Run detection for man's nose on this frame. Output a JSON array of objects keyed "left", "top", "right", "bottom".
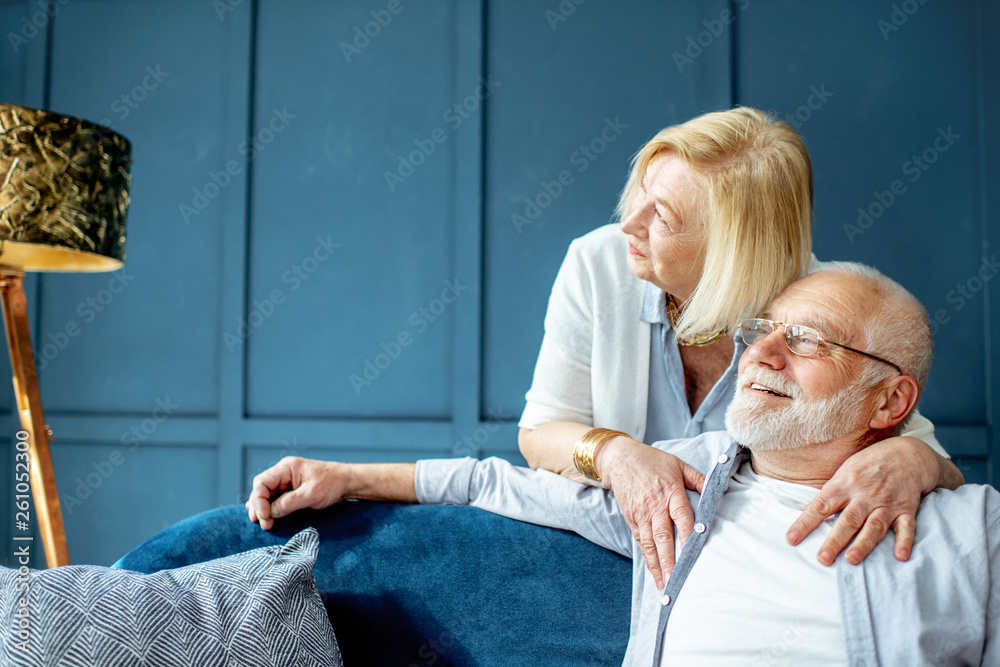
[{"left": 746, "top": 329, "right": 789, "bottom": 369}]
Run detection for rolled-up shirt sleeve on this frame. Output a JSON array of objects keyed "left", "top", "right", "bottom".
[{"left": 416, "top": 457, "right": 632, "bottom": 557}]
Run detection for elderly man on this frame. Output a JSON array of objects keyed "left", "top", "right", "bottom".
[{"left": 247, "top": 264, "right": 999, "bottom": 666}]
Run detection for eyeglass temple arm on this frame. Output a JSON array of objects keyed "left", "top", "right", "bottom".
[{"left": 825, "top": 340, "right": 903, "bottom": 375}]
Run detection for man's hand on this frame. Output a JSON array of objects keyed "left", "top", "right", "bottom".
[
  {"left": 786, "top": 436, "right": 948, "bottom": 565},
  {"left": 246, "top": 457, "right": 351, "bottom": 530},
  {"left": 597, "top": 438, "right": 705, "bottom": 589}
]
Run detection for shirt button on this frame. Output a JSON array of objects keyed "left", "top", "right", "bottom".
[
  {"left": 694, "top": 523, "right": 706, "bottom": 534},
  {"left": 845, "top": 574, "right": 854, "bottom": 585},
  {"left": 661, "top": 595, "right": 671, "bottom": 606},
  {"left": 718, "top": 454, "right": 729, "bottom": 464}
]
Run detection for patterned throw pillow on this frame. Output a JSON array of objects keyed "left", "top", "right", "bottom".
[{"left": 0, "top": 528, "right": 342, "bottom": 667}]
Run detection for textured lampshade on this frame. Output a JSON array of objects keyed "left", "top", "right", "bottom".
[{"left": 0, "top": 103, "right": 131, "bottom": 272}]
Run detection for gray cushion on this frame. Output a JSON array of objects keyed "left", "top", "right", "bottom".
[{"left": 0, "top": 528, "right": 342, "bottom": 667}]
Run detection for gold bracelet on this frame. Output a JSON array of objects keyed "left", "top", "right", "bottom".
[{"left": 572, "top": 428, "right": 630, "bottom": 482}]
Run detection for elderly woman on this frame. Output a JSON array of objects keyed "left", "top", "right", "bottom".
[{"left": 517, "top": 106, "right": 961, "bottom": 589}]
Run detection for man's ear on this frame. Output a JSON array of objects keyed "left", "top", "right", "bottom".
[{"left": 869, "top": 375, "right": 920, "bottom": 431}]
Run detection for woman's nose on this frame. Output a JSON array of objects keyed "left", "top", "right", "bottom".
[{"left": 620, "top": 194, "right": 649, "bottom": 236}]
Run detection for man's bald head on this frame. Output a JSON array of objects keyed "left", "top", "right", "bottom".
[{"left": 804, "top": 261, "right": 933, "bottom": 393}]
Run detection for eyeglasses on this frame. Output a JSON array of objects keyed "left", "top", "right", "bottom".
[{"left": 739, "top": 318, "right": 903, "bottom": 375}]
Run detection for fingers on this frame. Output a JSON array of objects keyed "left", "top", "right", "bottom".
[
  {"left": 670, "top": 492, "right": 695, "bottom": 549},
  {"left": 247, "top": 457, "right": 299, "bottom": 530},
  {"left": 823, "top": 505, "right": 888, "bottom": 566},
  {"left": 791, "top": 495, "right": 910, "bottom": 566},
  {"left": 269, "top": 487, "right": 313, "bottom": 520},
  {"left": 891, "top": 514, "right": 916, "bottom": 561},
  {"left": 680, "top": 463, "right": 705, "bottom": 494},
  {"left": 634, "top": 530, "right": 661, "bottom": 589},
  {"left": 651, "top": 510, "right": 676, "bottom": 588},
  {"left": 786, "top": 492, "right": 842, "bottom": 547},
  {"left": 635, "top": 515, "right": 673, "bottom": 590}
]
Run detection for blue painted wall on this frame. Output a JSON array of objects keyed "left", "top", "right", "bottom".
[{"left": 0, "top": 0, "right": 996, "bottom": 566}]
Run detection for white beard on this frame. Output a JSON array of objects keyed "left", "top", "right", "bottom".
[{"left": 724, "top": 364, "right": 872, "bottom": 451}]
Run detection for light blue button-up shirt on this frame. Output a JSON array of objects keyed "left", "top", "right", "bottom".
[
  {"left": 416, "top": 431, "right": 1000, "bottom": 666},
  {"left": 641, "top": 283, "right": 744, "bottom": 443}
]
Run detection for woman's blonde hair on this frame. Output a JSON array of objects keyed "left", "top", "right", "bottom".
[{"left": 616, "top": 107, "right": 813, "bottom": 340}]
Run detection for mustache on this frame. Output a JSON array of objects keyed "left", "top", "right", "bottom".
[{"left": 738, "top": 365, "right": 802, "bottom": 399}]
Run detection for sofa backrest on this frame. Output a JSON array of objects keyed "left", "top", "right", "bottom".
[{"left": 116, "top": 502, "right": 632, "bottom": 666}]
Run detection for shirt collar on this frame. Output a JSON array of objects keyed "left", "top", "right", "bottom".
[{"left": 640, "top": 281, "right": 667, "bottom": 325}]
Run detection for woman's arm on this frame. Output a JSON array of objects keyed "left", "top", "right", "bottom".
[{"left": 518, "top": 423, "right": 593, "bottom": 482}]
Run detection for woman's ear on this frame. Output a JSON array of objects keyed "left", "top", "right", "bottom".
[{"left": 869, "top": 375, "right": 920, "bottom": 431}]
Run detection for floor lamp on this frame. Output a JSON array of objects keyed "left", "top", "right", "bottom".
[{"left": 0, "top": 103, "right": 131, "bottom": 567}]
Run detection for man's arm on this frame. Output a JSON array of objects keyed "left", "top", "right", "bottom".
[
  {"left": 246, "top": 457, "right": 416, "bottom": 530},
  {"left": 246, "top": 455, "right": 633, "bottom": 557}
]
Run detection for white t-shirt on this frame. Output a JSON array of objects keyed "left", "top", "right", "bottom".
[{"left": 661, "top": 462, "right": 848, "bottom": 666}]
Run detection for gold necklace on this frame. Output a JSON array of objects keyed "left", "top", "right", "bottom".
[{"left": 665, "top": 294, "right": 727, "bottom": 347}]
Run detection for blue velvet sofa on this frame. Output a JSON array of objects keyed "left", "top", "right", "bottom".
[{"left": 115, "top": 502, "right": 632, "bottom": 666}]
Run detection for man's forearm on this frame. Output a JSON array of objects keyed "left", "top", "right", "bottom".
[{"left": 344, "top": 462, "right": 419, "bottom": 503}]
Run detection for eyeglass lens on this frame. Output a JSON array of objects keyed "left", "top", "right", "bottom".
[{"left": 742, "top": 319, "right": 821, "bottom": 357}]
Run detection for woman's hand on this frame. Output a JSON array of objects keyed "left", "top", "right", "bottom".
[
  {"left": 597, "top": 438, "right": 705, "bottom": 589},
  {"left": 786, "top": 436, "right": 957, "bottom": 565},
  {"left": 246, "top": 457, "right": 349, "bottom": 530}
]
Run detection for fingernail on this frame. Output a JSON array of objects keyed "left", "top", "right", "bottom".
[
  {"left": 271, "top": 506, "right": 280, "bottom": 518},
  {"left": 787, "top": 531, "right": 799, "bottom": 544},
  {"left": 898, "top": 548, "right": 910, "bottom": 560},
  {"left": 819, "top": 550, "right": 832, "bottom": 565}
]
